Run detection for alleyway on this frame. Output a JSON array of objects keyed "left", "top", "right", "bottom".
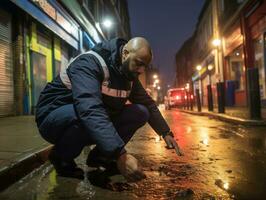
[{"left": 1, "top": 109, "right": 266, "bottom": 200}]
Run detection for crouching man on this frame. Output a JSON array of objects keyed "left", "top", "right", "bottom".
[{"left": 35, "top": 37, "right": 183, "bottom": 182}]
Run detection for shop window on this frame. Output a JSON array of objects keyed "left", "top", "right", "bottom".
[
  {"left": 37, "top": 30, "right": 50, "bottom": 48},
  {"left": 227, "top": 46, "right": 244, "bottom": 91},
  {"left": 254, "top": 35, "right": 266, "bottom": 99},
  {"left": 31, "top": 52, "right": 46, "bottom": 109}
]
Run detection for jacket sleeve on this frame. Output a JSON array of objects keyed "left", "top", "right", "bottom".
[
  {"left": 129, "top": 79, "right": 170, "bottom": 137},
  {"left": 67, "top": 54, "right": 125, "bottom": 158}
]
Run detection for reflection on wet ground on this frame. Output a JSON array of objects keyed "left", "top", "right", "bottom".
[{"left": 1, "top": 110, "right": 266, "bottom": 199}]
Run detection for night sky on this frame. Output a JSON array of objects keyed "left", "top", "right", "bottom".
[{"left": 127, "top": 0, "right": 205, "bottom": 88}]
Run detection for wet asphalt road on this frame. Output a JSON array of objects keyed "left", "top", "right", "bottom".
[{"left": 1, "top": 109, "right": 266, "bottom": 200}]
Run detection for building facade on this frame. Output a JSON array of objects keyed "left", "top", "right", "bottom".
[
  {"left": 220, "top": 0, "right": 266, "bottom": 107},
  {"left": 175, "top": 36, "right": 194, "bottom": 88},
  {"left": 175, "top": 0, "right": 266, "bottom": 112},
  {"left": 0, "top": 0, "right": 131, "bottom": 117}
]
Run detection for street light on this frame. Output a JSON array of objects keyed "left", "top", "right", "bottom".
[
  {"left": 153, "top": 74, "right": 158, "bottom": 79},
  {"left": 212, "top": 39, "right": 221, "bottom": 47},
  {"left": 185, "top": 83, "right": 190, "bottom": 110},
  {"left": 185, "top": 83, "right": 190, "bottom": 90},
  {"left": 102, "top": 18, "right": 113, "bottom": 40},
  {"left": 196, "top": 65, "right": 202, "bottom": 71},
  {"left": 103, "top": 18, "right": 113, "bottom": 28},
  {"left": 157, "top": 86, "right": 161, "bottom": 90},
  {"left": 155, "top": 79, "right": 159, "bottom": 84},
  {"left": 208, "top": 64, "right": 213, "bottom": 71},
  {"left": 212, "top": 38, "right": 221, "bottom": 82}
]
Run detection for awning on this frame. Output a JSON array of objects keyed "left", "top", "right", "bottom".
[{"left": 9, "top": 0, "right": 79, "bottom": 50}]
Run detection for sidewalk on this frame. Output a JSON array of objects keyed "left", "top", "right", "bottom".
[
  {"left": 0, "top": 116, "right": 52, "bottom": 191},
  {"left": 178, "top": 106, "right": 266, "bottom": 126}
]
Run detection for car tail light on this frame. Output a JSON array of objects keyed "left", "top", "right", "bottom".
[{"left": 175, "top": 95, "right": 180, "bottom": 100}]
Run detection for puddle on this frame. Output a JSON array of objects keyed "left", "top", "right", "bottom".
[
  {"left": 215, "top": 179, "right": 230, "bottom": 191},
  {"left": 76, "top": 166, "right": 95, "bottom": 199}
]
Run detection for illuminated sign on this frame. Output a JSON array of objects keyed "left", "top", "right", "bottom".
[
  {"left": 31, "top": 0, "right": 78, "bottom": 39},
  {"left": 32, "top": 0, "right": 56, "bottom": 19}
]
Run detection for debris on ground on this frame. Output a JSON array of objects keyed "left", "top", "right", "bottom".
[{"left": 174, "top": 188, "right": 194, "bottom": 198}]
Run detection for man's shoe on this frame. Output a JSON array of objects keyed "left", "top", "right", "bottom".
[
  {"left": 86, "top": 149, "right": 120, "bottom": 175},
  {"left": 49, "top": 149, "right": 84, "bottom": 179}
]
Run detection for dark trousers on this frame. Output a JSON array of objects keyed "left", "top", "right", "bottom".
[{"left": 38, "top": 104, "right": 150, "bottom": 161}]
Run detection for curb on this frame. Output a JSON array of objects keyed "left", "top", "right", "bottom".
[
  {"left": 0, "top": 145, "right": 53, "bottom": 191},
  {"left": 178, "top": 109, "right": 266, "bottom": 126}
]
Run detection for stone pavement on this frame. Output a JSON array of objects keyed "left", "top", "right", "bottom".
[{"left": 0, "top": 116, "right": 52, "bottom": 190}]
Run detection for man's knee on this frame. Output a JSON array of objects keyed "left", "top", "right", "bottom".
[{"left": 133, "top": 104, "right": 150, "bottom": 124}]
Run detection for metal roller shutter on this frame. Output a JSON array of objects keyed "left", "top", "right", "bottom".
[{"left": 0, "top": 8, "right": 14, "bottom": 116}]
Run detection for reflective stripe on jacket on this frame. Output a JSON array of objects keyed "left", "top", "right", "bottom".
[{"left": 60, "top": 50, "right": 131, "bottom": 98}]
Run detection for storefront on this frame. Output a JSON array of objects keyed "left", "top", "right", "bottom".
[
  {"left": 0, "top": 7, "right": 14, "bottom": 116},
  {"left": 225, "top": 45, "right": 245, "bottom": 105},
  {"left": 28, "top": 23, "right": 52, "bottom": 112},
  {"left": 6, "top": 0, "right": 98, "bottom": 114},
  {"left": 27, "top": 22, "right": 80, "bottom": 113},
  {"left": 0, "top": 0, "right": 102, "bottom": 116},
  {"left": 223, "top": 24, "right": 246, "bottom": 106},
  {"left": 247, "top": 0, "right": 266, "bottom": 106},
  {"left": 253, "top": 35, "right": 265, "bottom": 102},
  {"left": 192, "top": 54, "right": 217, "bottom": 108}
]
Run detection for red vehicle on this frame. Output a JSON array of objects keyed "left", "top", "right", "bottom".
[{"left": 164, "top": 88, "right": 187, "bottom": 110}]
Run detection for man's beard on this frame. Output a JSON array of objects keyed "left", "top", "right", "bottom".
[{"left": 121, "top": 59, "right": 139, "bottom": 81}]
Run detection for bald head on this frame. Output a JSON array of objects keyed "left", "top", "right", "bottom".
[
  {"left": 120, "top": 37, "right": 153, "bottom": 80},
  {"left": 124, "top": 37, "right": 153, "bottom": 58}
]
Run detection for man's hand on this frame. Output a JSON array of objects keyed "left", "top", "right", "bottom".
[
  {"left": 163, "top": 134, "right": 184, "bottom": 156},
  {"left": 116, "top": 153, "right": 146, "bottom": 182}
]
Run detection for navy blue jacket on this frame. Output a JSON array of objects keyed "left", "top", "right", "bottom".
[{"left": 36, "top": 38, "right": 170, "bottom": 158}]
